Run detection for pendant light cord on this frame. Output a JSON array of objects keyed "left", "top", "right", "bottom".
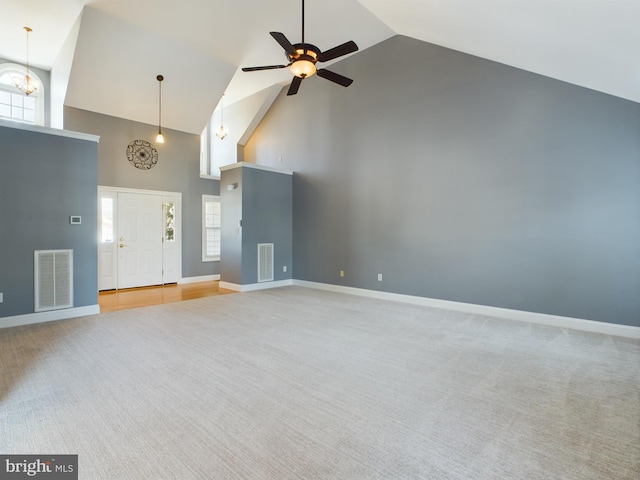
[
  {"left": 155, "top": 74, "right": 164, "bottom": 142},
  {"left": 157, "top": 74, "right": 163, "bottom": 134},
  {"left": 25, "top": 27, "right": 31, "bottom": 78}
]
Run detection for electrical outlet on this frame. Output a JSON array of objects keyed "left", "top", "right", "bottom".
[
  {"left": 0, "top": 292, "right": 3, "bottom": 303},
  {"left": 283, "top": 265, "right": 287, "bottom": 273},
  {"left": 340, "top": 270, "right": 345, "bottom": 278},
  {"left": 377, "top": 273, "right": 383, "bottom": 281}
]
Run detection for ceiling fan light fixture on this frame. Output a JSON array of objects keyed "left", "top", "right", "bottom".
[
  {"left": 241, "top": 0, "right": 358, "bottom": 95},
  {"left": 291, "top": 59, "right": 316, "bottom": 78}
]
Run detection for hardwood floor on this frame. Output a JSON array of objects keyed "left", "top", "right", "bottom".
[{"left": 99, "top": 281, "right": 235, "bottom": 312}]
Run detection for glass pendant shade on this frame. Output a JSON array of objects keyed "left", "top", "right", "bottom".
[
  {"left": 290, "top": 59, "right": 316, "bottom": 78},
  {"left": 215, "top": 125, "right": 228, "bottom": 140},
  {"left": 14, "top": 74, "right": 38, "bottom": 96}
]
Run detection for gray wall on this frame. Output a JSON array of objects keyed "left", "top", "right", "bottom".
[
  {"left": 220, "top": 165, "right": 292, "bottom": 285},
  {"left": 64, "top": 107, "right": 219, "bottom": 278},
  {"left": 220, "top": 167, "right": 243, "bottom": 284},
  {"left": 241, "top": 167, "right": 292, "bottom": 284},
  {"left": 244, "top": 35, "right": 640, "bottom": 327},
  {"left": 0, "top": 124, "right": 98, "bottom": 317}
]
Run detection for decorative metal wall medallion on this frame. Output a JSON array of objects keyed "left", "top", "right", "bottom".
[{"left": 126, "top": 139, "right": 159, "bottom": 170}]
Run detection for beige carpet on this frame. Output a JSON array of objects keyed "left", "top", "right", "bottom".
[{"left": 1, "top": 286, "right": 638, "bottom": 479}]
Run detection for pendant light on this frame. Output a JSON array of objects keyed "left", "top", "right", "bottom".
[
  {"left": 156, "top": 74, "right": 165, "bottom": 144},
  {"left": 215, "top": 93, "right": 229, "bottom": 140},
  {"left": 15, "top": 27, "right": 38, "bottom": 96}
]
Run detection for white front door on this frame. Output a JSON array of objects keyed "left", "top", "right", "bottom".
[
  {"left": 117, "top": 192, "right": 164, "bottom": 289},
  {"left": 98, "top": 187, "right": 182, "bottom": 291}
]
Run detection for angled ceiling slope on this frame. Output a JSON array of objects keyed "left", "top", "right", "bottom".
[
  {"left": 357, "top": 0, "right": 640, "bottom": 104},
  {"left": 65, "top": 7, "right": 236, "bottom": 135},
  {"left": 1, "top": 0, "right": 637, "bottom": 136}
]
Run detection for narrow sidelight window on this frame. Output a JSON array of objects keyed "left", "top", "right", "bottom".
[{"left": 202, "top": 195, "right": 221, "bottom": 261}]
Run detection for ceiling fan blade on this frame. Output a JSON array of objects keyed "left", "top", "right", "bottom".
[
  {"left": 316, "top": 69, "right": 353, "bottom": 87},
  {"left": 242, "top": 64, "right": 289, "bottom": 72},
  {"left": 318, "top": 40, "right": 358, "bottom": 62},
  {"left": 270, "top": 32, "right": 297, "bottom": 56},
  {"left": 287, "top": 76, "right": 303, "bottom": 96}
]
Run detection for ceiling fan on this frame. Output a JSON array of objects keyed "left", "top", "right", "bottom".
[{"left": 242, "top": 0, "right": 359, "bottom": 96}]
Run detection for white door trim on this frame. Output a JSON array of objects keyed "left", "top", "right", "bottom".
[
  {"left": 98, "top": 186, "right": 182, "bottom": 290},
  {"left": 99, "top": 185, "right": 183, "bottom": 198}
]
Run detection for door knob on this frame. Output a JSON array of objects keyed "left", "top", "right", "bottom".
[{"left": 119, "top": 243, "right": 126, "bottom": 248}]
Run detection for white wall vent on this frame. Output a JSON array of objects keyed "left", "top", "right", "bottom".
[
  {"left": 257, "top": 243, "right": 274, "bottom": 283},
  {"left": 35, "top": 249, "right": 73, "bottom": 312}
]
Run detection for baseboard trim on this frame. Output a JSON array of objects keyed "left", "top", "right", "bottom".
[
  {"left": 0, "top": 305, "right": 101, "bottom": 330},
  {"left": 292, "top": 280, "right": 640, "bottom": 339},
  {"left": 179, "top": 274, "right": 221, "bottom": 284},
  {"left": 220, "top": 279, "right": 293, "bottom": 292}
]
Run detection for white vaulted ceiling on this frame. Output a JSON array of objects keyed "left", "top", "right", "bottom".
[
  {"left": 358, "top": 0, "right": 640, "bottom": 112},
  {"left": 0, "top": 0, "right": 638, "bottom": 134}
]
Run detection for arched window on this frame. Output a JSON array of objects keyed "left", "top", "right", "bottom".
[{"left": 0, "top": 63, "right": 45, "bottom": 126}]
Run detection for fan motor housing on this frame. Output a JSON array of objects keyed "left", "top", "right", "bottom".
[{"left": 289, "top": 43, "right": 321, "bottom": 63}]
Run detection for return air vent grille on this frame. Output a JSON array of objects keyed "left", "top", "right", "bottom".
[
  {"left": 257, "top": 243, "right": 274, "bottom": 283},
  {"left": 35, "top": 250, "right": 73, "bottom": 312}
]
